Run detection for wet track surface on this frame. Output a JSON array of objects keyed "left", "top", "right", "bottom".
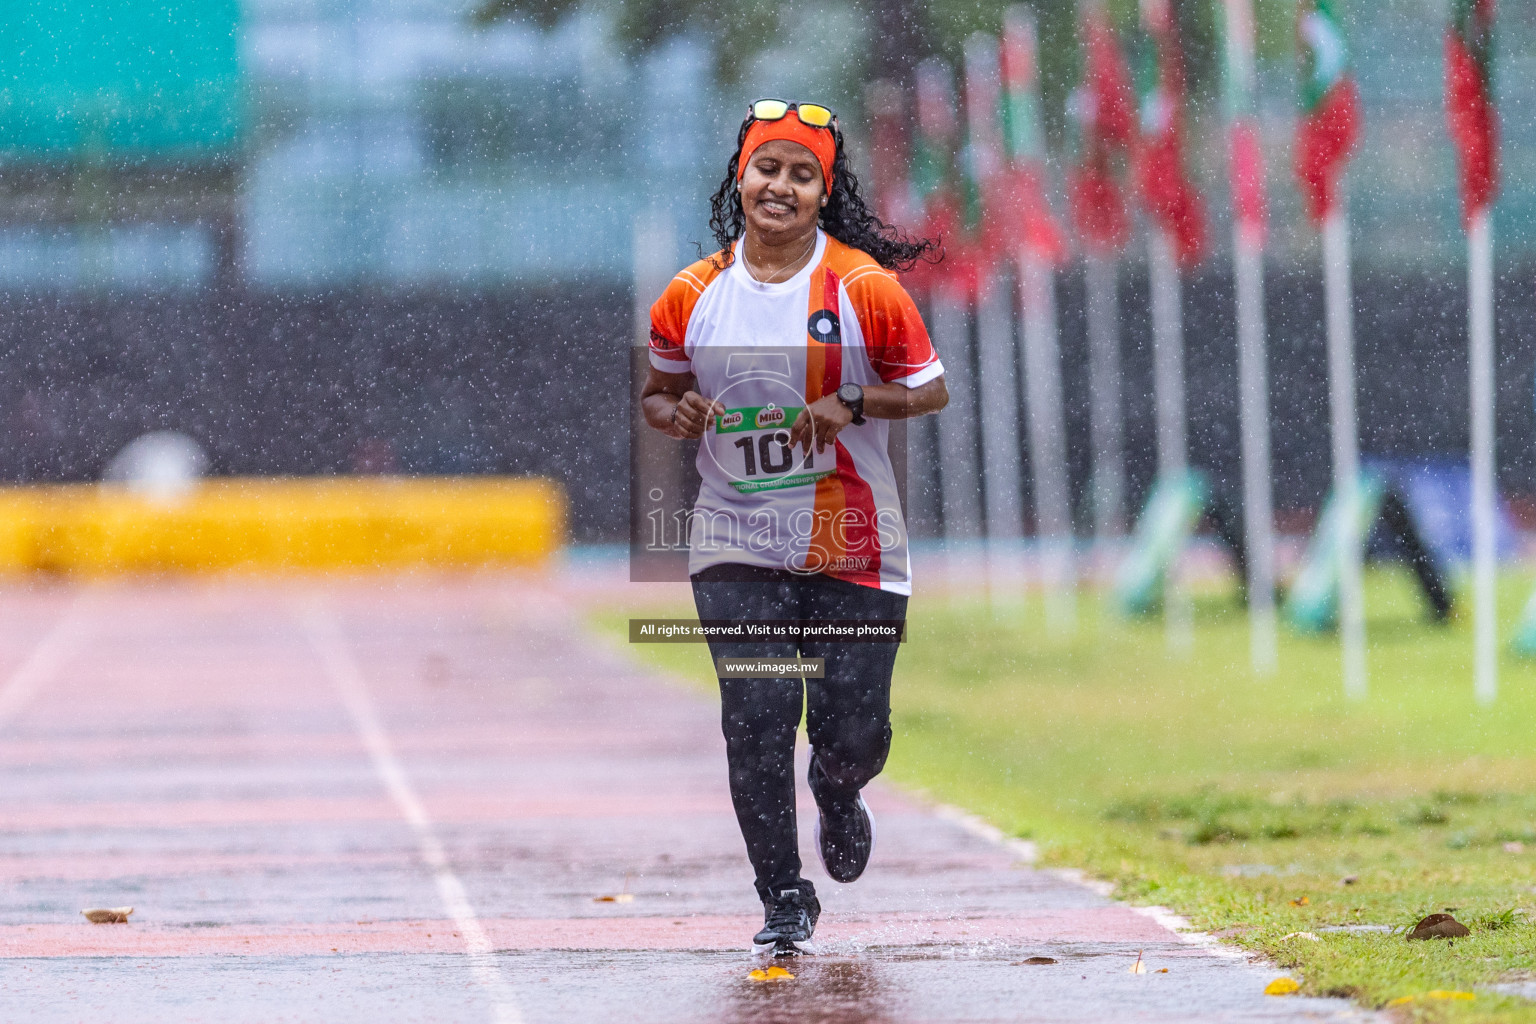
[{"left": 0, "top": 577, "right": 1380, "bottom": 1022}]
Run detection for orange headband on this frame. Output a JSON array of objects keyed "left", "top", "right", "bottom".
[{"left": 737, "top": 111, "right": 836, "bottom": 194}]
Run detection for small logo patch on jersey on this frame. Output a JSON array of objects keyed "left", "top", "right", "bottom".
[{"left": 807, "top": 309, "right": 841, "bottom": 345}]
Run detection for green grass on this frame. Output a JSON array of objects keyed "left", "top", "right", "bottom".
[{"left": 596, "top": 566, "right": 1536, "bottom": 1021}]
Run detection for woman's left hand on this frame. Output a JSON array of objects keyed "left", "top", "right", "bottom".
[{"left": 789, "top": 394, "right": 854, "bottom": 455}]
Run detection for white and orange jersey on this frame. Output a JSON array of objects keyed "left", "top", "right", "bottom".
[{"left": 649, "top": 230, "right": 943, "bottom": 594}]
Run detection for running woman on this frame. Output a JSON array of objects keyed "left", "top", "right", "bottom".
[{"left": 640, "top": 100, "right": 947, "bottom": 956}]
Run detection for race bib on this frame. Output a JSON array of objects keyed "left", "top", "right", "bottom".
[{"left": 709, "top": 404, "right": 833, "bottom": 493}]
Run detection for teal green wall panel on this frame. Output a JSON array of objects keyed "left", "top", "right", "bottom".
[{"left": 0, "top": 0, "right": 242, "bottom": 160}]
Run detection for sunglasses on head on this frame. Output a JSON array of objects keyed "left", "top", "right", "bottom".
[{"left": 749, "top": 99, "right": 837, "bottom": 129}]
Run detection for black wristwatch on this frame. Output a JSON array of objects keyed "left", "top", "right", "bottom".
[{"left": 836, "top": 382, "right": 866, "bottom": 425}]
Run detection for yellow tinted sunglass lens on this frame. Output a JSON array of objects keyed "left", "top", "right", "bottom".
[
  {"left": 752, "top": 99, "right": 790, "bottom": 121},
  {"left": 796, "top": 104, "right": 834, "bottom": 127}
]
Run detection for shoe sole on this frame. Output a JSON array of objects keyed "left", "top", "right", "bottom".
[
  {"left": 814, "top": 794, "right": 875, "bottom": 883},
  {"left": 752, "top": 938, "right": 818, "bottom": 956}
]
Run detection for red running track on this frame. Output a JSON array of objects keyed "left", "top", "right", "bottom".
[{"left": 0, "top": 576, "right": 1379, "bottom": 1022}]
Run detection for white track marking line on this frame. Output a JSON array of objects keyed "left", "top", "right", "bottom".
[
  {"left": 931, "top": 802, "right": 1039, "bottom": 864},
  {"left": 931, "top": 802, "right": 1250, "bottom": 958},
  {"left": 304, "top": 606, "right": 524, "bottom": 1024},
  {"left": 0, "top": 595, "right": 88, "bottom": 733},
  {"left": 1128, "top": 905, "right": 1247, "bottom": 959}
]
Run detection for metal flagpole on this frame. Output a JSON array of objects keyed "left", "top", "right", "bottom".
[
  {"left": 1323, "top": 194, "right": 1366, "bottom": 699},
  {"left": 1020, "top": 248, "right": 1075, "bottom": 631},
  {"left": 630, "top": 207, "right": 684, "bottom": 577},
  {"left": 1148, "top": 228, "right": 1192, "bottom": 652},
  {"left": 932, "top": 290, "right": 984, "bottom": 547},
  {"left": 1234, "top": 227, "right": 1276, "bottom": 672},
  {"left": 1222, "top": 0, "right": 1277, "bottom": 674},
  {"left": 1468, "top": 208, "right": 1497, "bottom": 705},
  {"left": 1085, "top": 253, "right": 1126, "bottom": 548},
  {"left": 975, "top": 272, "right": 1025, "bottom": 610},
  {"left": 965, "top": 33, "right": 1024, "bottom": 611}
]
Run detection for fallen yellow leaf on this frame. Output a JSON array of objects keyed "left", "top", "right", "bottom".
[
  {"left": 1387, "top": 991, "right": 1475, "bottom": 1006},
  {"left": 1289, "top": 896, "right": 1309, "bottom": 907},
  {"left": 1264, "top": 978, "right": 1300, "bottom": 996},
  {"left": 748, "top": 966, "right": 796, "bottom": 982}
]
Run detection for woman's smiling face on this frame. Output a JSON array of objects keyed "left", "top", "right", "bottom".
[{"left": 739, "top": 138, "right": 825, "bottom": 243}]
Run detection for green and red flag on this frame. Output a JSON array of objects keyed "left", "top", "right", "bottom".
[
  {"left": 1220, "top": 0, "right": 1268, "bottom": 241},
  {"left": 1445, "top": 0, "right": 1498, "bottom": 222},
  {"left": 998, "top": 6, "right": 1065, "bottom": 262},
  {"left": 911, "top": 58, "right": 971, "bottom": 295},
  {"left": 961, "top": 33, "right": 1004, "bottom": 245},
  {"left": 865, "top": 79, "right": 913, "bottom": 229},
  {"left": 1294, "top": 0, "right": 1361, "bottom": 224},
  {"left": 911, "top": 58, "right": 958, "bottom": 222},
  {"left": 1133, "top": 0, "right": 1206, "bottom": 266},
  {"left": 1068, "top": 4, "right": 1135, "bottom": 253}
]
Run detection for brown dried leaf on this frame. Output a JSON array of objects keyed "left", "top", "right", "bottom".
[
  {"left": 1406, "top": 913, "right": 1470, "bottom": 940},
  {"left": 81, "top": 907, "right": 133, "bottom": 924}
]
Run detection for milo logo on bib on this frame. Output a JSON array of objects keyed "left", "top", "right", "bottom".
[{"left": 715, "top": 405, "right": 801, "bottom": 434}]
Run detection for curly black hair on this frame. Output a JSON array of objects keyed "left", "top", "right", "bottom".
[{"left": 707, "top": 114, "right": 941, "bottom": 273}]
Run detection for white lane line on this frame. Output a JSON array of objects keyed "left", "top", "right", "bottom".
[
  {"left": 0, "top": 595, "right": 87, "bottom": 732},
  {"left": 1128, "top": 905, "right": 1247, "bottom": 960},
  {"left": 931, "top": 801, "right": 1249, "bottom": 959},
  {"left": 931, "top": 802, "right": 1039, "bottom": 864},
  {"left": 304, "top": 606, "right": 524, "bottom": 1024}
]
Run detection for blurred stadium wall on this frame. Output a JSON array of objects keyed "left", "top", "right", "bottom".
[{"left": 0, "top": 0, "right": 1534, "bottom": 543}]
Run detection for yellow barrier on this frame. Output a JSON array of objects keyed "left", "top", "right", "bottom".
[{"left": 0, "top": 477, "right": 564, "bottom": 575}]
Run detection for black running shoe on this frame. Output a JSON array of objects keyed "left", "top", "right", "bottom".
[
  {"left": 814, "top": 792, "right": 875, "bottom": 883},
  {"left": 809, "top": 753, "right": 876, "bottom": 883},
  {"left": 751, "top": 884, "right": 820, "bottom": 956}
]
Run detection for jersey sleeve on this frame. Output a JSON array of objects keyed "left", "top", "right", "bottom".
[
  {"left": 648, "top": 264, "right": 715, "bottom": 374},
  {"left": 844, "top": 267, "right": 944, "bottom": 387}
]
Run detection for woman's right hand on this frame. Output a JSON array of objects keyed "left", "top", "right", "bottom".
[{"left": 671, "top": 391, "right": 725, "bottom": 440}]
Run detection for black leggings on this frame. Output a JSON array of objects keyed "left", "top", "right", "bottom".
[{"left": 690, "top": 564, "right": 907, "bottom": 901}]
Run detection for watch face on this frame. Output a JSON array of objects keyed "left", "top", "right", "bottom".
[{"left": 838, "top": 383, "right": 860, "bottom": 403}]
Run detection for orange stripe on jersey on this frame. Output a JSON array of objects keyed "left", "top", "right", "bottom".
[
  {"left": 648, "top": 252, "right": 730, "bottom": 366},
  {"left": 804, "top": 259, "right": 882, "bottom": 586}
]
